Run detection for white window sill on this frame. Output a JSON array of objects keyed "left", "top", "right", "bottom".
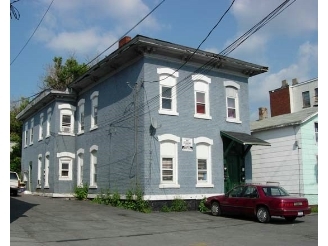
[
  {"left": 44, "top": 185, "right": 49, "bottom": 189},
  {"left": 29, "top": 143, "right": 33, "bottom": 146},
  {"left": 58, "top": 132, "right": 75, "bottom": 136},
  {"left": 90, "top": 126, "right": 98, "bottom": 131},
  {"left": 89, "top": 185, "right": 98, "bottom": 189},
  {"left": 196, "top": 183, "right": 214, "bottom": 188},
  {"left": 77, "top": 131, "right": 84, "bottom": 136},
  {"left": 38, "top": 138, "right": 43, "bottom": 142},
  {"left": 159, "top": 183, "right": 180, "bottom": 189},
  {"left": 194, "top": 114, "right": 212, "bottom": 120},
  {"left": 226, "top": 118, "right": 242, "bottom": 124},
  {"left": 59, "top": 177, "right": 72, "bottom": 181},
  {"left": 158, "top": 109, "right": 179, "bottom": 116},
  {"left": 45, "top": 135, "right": 51, "bottom": 139},
  {"left": 36, "top": 185, "right": 41, "bottom": 189}
]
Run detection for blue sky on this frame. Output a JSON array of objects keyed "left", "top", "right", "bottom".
[{"left": 9, "top": 0, "right": 318, "bottom": 121}]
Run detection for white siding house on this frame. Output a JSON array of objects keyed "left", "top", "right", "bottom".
[{"left": 250, "top": 107, "right": 318, "bottom": 205}]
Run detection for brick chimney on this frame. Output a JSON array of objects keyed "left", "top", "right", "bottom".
[
  {"left": 281, "top": 79, "right": 288, "bottom": 87},
  {"left": 119, "top": 36, "right": 131, "bottom": 48},
  {"left": 258, "top": 107, "right": 268, "bottom": 120}
]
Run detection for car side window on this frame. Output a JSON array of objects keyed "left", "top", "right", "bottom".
[
  {"left": 243, "top": 186, "right": 258, "bottom": 198},
  {"left": 229, "top": 186, "right": 244, "bottom": 198}
]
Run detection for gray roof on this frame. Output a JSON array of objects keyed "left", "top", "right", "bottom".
[{"left": 251, "top": 107, "right": 318, "bottom": 132}]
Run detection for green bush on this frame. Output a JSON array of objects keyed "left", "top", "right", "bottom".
[
  {"left": 160, "top": 205, "right": 171, "bottom": 212},
  {"left": 198, "top": 197, "right": 209, "bottom": 213},
  {"left": 170, "top": 198, "right": 187, "bottom": 212},
  {"left": 74, "top": 183, "right": 88, "bottom": 200}
]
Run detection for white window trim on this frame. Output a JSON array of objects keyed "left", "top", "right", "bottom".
[
  {"left": 44, "top": 152, "right": 50, "bottom": 188},
  {"left": 158, "top": 134, "right": 180, "bottom": 188},
  {"left": 77, "top": 148, "right": 84, "bottom": 187},
  {"left": 224, "top": 81, "right": 241, "bottom": 124},
  {"left": 46, "top": 108, "right": 52, "bottom": 138},
  {"left": 39, "top": 113, "right": 44, "bottom": 141},
  {"left": 58, "top": 104, "right": 76, "bottom": 136},
  {"left": 192, "top": 74, "right": 212, "bottom": 119},
  {"left": 57, "top": 152, "right": 75, "bottom": 181},
  {"left": 194, "top": 137, "right": 214, "bottom": 188},
  {"left": 37, "top": 154, "right": 42, "bottom": 188},
  {"left": 89, "top": 145, "right": 98, "bottom": 188},
  {"left": 157, "top": 68, "right": 179, "bottom": 116},
  {"left": 90, "top": 92, "right": 99, "bottom": 131},
  {"left": 24, "top": 122, "right": 28, "bottom": 148},
  {"left": 29, "top": 118, "right": 34, "bottom": 145},
  {"left": 78, "top": 99, "right": 85, "bottom": 135}
]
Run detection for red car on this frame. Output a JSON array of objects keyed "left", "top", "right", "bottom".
[{"left": 204, "top": 184, "right": 311, "bottom": 223}]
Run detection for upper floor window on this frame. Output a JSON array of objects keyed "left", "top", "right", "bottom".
[
  {"left": 90, "top": 145, "right": 98, "bottom": 188},
  {"left": 78, "top": 99, "right": 85, "bottom": 134},
  {"left": 302, "top": 91, "right": 310, "bottom": 108},
  {"left": 24, "top": 122, "right": 28, "bottom": 147},
  {"left": 314, "top": 122, "right": 318, "bottom": 143},
  {"left": 158, "top": 134, "right": 180, "bottom": 188},
  {"left": 224, "top": 81, "right": 241, "bottom": 123},
  {"left": 29, "top": 118, "right": 34, "bottom": 145},
  {"left": 90, "top": 91, "right": 99, "bottom": 130},
  {"left": 46, "top": 108, "right": 52, "bottom": 138},
  {"left": 39, "top": 113, "right": 44, "bottom": 141},
  {"left": 57, "top": 152, "right": 75, "bottom": 181},
  {"left": 194, "top": 137, "right": 214, "bottom": 188},
  {"left": 157, "top": 68, "right": 179, "bottom": 116},
  {"left": 193, "top": 74, "right": 212, "bottom": 119},
  {"left": 58, "top": 104, "right": 76, "bottom": 135},
  {"left": 314, "top": 88, "right": 318, "bottom": 106}
]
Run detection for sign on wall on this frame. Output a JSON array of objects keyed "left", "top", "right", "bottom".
[{"left": 182, "top": 138, "right": 193, "bottom": 151}]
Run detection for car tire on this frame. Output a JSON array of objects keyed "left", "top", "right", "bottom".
[
  {"left": 284, "top": 216, "right": 297, "bottom": 222},
  {"left": 256, "top": 206, "right": 270, "bottom": 223},
  {"left": 211, "top": 201, "right": 222, "bottom": 216}
]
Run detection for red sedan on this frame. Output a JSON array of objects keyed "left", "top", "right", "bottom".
[{"left": 204, "top": 184, "right": 311, "bottom": 223}]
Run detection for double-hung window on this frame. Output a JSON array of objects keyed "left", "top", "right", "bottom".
[
  {"left": 158, "top": 134, "right": 180, "bottom": 188},
  {"left": 314, "top": 122, "right": 318, "bottom": 143},
  {"left": 37, "top": 154, "right": 42, "bottom": 187},
  {"left": 224, "top": 81, "right": 241, "bottom": 123},
  {"left": 57, "top": 152, "right": 75, "bottom": 180},
  {"left": 58, "top": 104, "right": 76, "bottom": 135},
  {"left": 29, "top": 118, "right": 34, "bottom": 145},
  {"left": 302, "top": 91, "right": 310, "bottom": 108},
  {"left": 157, "top": 68, "right": 179, "bottom": 116},
  {"left": 193, "top": 74, "right": 211, "bottom": 119},
  {"left": 90, "top": 145, "right": 98, "bottom": 188},
  {"left": 77, "top": 149, "right": 84, "bottom": 187},
  {"left": 44, "top": 152, "right": 50, "bottom": 188},
  {"left": 39, "top": 113, "right": 44, "bottom": 141},
  {"left": 78, "top": 99, "right": 85, "bottom": 134},
  {"left": 46, "top": 108, "right": 52, "bottom": 138},
  {"left": 194, "top": 137, "right": 214, "bottom": 187},
  {"left": 90, "top": 91, "right": 99, "bottom": 130},
  {"left": 24, "top": 122, "right": 28, "bottom": 147}
]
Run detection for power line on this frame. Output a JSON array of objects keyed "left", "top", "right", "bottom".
[
  {"left": 10, "top": 0, "right": 21, "bottom": 20},
  {"left": 10, "top": 0, "right": 55, "bottom": 66}
]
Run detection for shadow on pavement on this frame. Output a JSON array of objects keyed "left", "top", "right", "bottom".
[{"left": 10, "top": 197, "right": 38, "bottom": 223}]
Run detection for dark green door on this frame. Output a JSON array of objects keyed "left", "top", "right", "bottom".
[{"left": 224, "top": 155, "right": 241, "bottom": 193}]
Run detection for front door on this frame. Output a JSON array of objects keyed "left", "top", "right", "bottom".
[{"left": 224, "top": 155, "right": 241, "bottom": 193}]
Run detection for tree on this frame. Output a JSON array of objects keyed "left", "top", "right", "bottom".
[
  {"left": 40, "top": 56, "right": 90, "bottom": 91},
  {"left": 10, "top": 97, "right": 29, "bottom": 173}
]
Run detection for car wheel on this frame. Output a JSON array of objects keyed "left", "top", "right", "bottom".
[
  {"left": 256, "top": 206, "right": 270, "bottom": 223},
  {"left": 285, "top": 216, "right": 297, "bottom": 222},
  {"left": 211, "top": 201, "right": 222, "bottom": 216}
]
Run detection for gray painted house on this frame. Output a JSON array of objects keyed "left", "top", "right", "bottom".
[{"left": 17, "top": 35, "right": 270, "bottom": 208}]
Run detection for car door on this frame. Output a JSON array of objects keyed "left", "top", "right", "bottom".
[
  {"left": 241, "top": 186, "right": 259, "bottom": 216},
  {"left": 220, "top": 186, "right": 245, "bottom": 215}
]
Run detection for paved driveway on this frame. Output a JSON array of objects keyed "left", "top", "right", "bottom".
[{"left": 10, "top": 193, "right": 318, "bottom": 246}]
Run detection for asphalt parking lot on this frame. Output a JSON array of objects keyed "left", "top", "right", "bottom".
[{"left": 10, "top": 193, "right": 318, "bottom": 246}]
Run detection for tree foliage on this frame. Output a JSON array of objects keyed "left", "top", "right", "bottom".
[
  {"left": 10, "top": 97, "right": 29, "bottom": 173},
  {"left": 41, "top": 56, "right": 89, "bottom": 91}
]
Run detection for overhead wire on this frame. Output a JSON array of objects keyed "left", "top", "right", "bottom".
[
  {"left": 10, "top": 0, "right": 21, "bottom": 20},
  {"left": 10, "top": 0, "right": 55, "bottom": 66}
]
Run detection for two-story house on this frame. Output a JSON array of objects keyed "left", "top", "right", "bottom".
[{"left": 17, "top": 35, "right": 270, "bottom": 208}]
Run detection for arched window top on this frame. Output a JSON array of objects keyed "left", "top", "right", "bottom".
[
  {"left": 192, "top": 74, "right": 211, "bottom": 84},
  {"left": 77, "top": 148, "right": 85, "bottom": 155},
  {"left": 38, "top": 154, "right": 42, "bottom": 159},
  {"left": 57, "top": 152, "right": 75, "bottom": 159},
  {"left": 158, "top": 134, "right": 180, "bottom": 143},
  {"left": 90, "top": 145, "right": 98, "bottom": 152},
  {"left": 58, "top": 103, "right": 76, "bottom": 111},
  {"left": 157, "top": 67, "right": 179, "bottom": 78},
  {"left": 45, "top": 151, "right": 50, "bottom": 157},
  {"left": 90, "top": 91, "right": 99, "bottom": 100},
  {"left": 78, "top": 99, "right": 85, "bottom": 106},
  {"left": 224, "top": 80, "right": 240, "bottom": 89},
  {"left": 194, "top": 137, "right": 213, "bottom": 145}
]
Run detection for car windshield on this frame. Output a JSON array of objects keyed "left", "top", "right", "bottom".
[
  {"left": 262, "top": 186, "right": 289, "bottom": 197},
  {"left": 10, "top": 172, "right": 17, "bottom": 179}
]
